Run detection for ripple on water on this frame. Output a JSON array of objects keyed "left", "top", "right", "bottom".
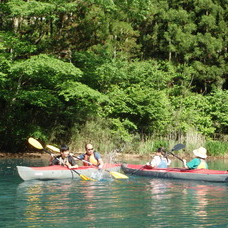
[{"left": 0, "top": 158, "right": 228, "bottom": 227}]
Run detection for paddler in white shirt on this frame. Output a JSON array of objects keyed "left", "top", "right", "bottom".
[{"left": 146, "top": 147, "right": 171, "bottom": 168}]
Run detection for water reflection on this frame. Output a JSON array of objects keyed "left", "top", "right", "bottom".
[
  {"left": 17, "top": 180, "right": 80, "bottom": 225},
  {"left": 141, "top": 177, "right": 228, "bottom": 226},
  {"left": 185, "top": 183, "right": 227, "bottom": 218},
  {"left": 17, "top": 179, "right": 121, "bottom": 226},
  {"left": 8, "top": 178, "right": 228, "bottom": 227},
  {"left": 1, "top": 157, "right": 228, "bottom": 227},
  {"left": 147, "top": 179, "right": 175, "bottom": 200}
]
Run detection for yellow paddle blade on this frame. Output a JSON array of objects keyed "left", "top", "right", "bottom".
[
  {"left": 109, "top": 171, "right": 129, "bottom": 179},
  {"left": 46, "top": 145, "right": 60, "bottom": 153},
  {"left": 28, "top": 137, "right": 44, "bottom": 150},
  {"left": 80, "top": 174, "right": 96, "bottom": 181},
  {"left": 71, "top": 169, "right": 96, "bottom": 181}
]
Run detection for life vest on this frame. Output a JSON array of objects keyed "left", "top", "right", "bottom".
[
  {"left": 197, "top": 159, "right": 208, "bottom": 169},
  {"left": 157, "top": 157, "right": 169, "bottom": 168},
  {"left": 147, "top": 156, "right": 170, "bottom": 169},
  {"left": 83, "top": 153, "right": 98, "bottom": 166}
]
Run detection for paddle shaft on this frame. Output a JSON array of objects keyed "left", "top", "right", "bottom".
[
  {"left": 74, "top": 156, "right": 100, "bottom": 168},
  {"left": 43, "top": 148, "right": 53, "bottom": 156},
  {"left": 130, "top": 165, "right": 144, "bottom": 175},
  {"left": 70, "top": 168, "right": 81, "bottom": 176},
  {"left": 169, "top": 151, "right": 184, "bottom": 162}
]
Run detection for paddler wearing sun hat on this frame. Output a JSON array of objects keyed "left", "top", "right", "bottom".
[{"left": 183, "top": 147, "right": 208, "bottom": 169}]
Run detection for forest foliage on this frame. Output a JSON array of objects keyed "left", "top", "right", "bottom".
[{"left": 0, "top": 0, "right": 227, "bottom": 154}]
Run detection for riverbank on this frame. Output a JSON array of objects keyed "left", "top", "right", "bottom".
[{"left": 1, "top": 151, "right": 228, "bottom": 160}]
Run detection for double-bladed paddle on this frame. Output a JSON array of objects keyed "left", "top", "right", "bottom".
[
  {"left": 28, "top": 137, "right": 94, "bottom": 181},
  {"left": 46, "top": 145, "right": 129, "bottom": 179},
  {"left": 168, "top": 143, "right": 185, "bottom": 162}
]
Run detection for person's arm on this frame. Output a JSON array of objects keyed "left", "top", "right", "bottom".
[
  {"left": 77, "top": 154, "right": 85, "bottom": 160},
  {"left": 183, "top": 158, "right": 200, "bottom": 169},
  {"left": 67, "top": 163, "right": 78, "bottom": 169},
  {"left": 146, "top": 157, "right": 158, "bottom": 168},
  {"left": 66, "top": 156, "right": 78, "bottom": 169},
  {"left": 183, "top": 159, "right": 188, "bottom": 168},
  {"left": 66, "top": 160, "right": 78, "bottom": 169},
  {"left": 94, "top": 152, "right": 104, "bottom": 169},
  {"left": 167, "top": 158, "right": 171, "bottom": 166},
  {"left": 98, "top": 158, "right": 104, "bottom": 169},
  {"left": 50, "top": 156, "right": 60, "bottom": 166},
  {"left": 150, "top": 158, "right": 158, "bottom": 168}
]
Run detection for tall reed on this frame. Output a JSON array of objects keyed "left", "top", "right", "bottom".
[
  {"left": 205, "top": 141, "right": 228, "bottom": 156},
  {"left": 68, "top": 120, "right": 227, "bottom": 158}
]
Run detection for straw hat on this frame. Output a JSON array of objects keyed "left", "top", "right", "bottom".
[{"left": 193, "top": 147, "right": 207, "bottom": 159}]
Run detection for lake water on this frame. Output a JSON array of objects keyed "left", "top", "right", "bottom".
[{"left": 0, "top": 157, "right": 228, "bottom": 228}]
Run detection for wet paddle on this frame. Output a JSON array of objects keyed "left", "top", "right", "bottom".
[
  {"left": 171, "top": 143, "right": 186, "bottom": 152},
  {"left": 47, "top": 145, "right": 128, "bottom": 179},
  {"left": 46, "top": 144, "right": 60, "bottom": 153},
  {"left": 28, "top": 137, "right": 94, "bottom": 181},
  {"left": 168, "top": 143, "right": 185, "bottom": 162},
  {"left": 28, "top": 137, "right": 53, "bottom": 155}
]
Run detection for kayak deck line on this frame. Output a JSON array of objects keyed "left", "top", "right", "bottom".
[
  {"left": 30, "top": 164, "right": 121, "bottom": 171},
  {"left": 127, "top": 164, "right": 228, "bottom": 174}
]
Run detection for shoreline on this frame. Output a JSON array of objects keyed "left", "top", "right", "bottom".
[{"left": 0, "top": 152, "right": 228, "bottom": 160}]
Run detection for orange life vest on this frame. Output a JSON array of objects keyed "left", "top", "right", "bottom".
[{"left": 83, "top": 153, "right": 99, "bottom": 166}]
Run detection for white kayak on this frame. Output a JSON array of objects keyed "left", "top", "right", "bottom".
[{"left": 17, "top": 164, "right": 122, "bottom": 181}]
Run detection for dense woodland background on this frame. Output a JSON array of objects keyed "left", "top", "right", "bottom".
[{"left": 0, "top": 0, "right": 227, "bottom": 156}]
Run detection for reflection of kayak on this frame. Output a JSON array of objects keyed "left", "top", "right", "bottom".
[
  {"left": 121, "top": 164, "right": 228, "bottom": 183},
  {"left": 17, "top": 164, "right": 121, "bottom": 181}
]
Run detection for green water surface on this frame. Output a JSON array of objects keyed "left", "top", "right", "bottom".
[{"left": 0, "top": 158, "right": 228, "bottom": 228}]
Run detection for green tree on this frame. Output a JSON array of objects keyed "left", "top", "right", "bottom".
[
  {"left": 0, "top": 54, "right": 82, "bottom": 151},
  {"left": 207, "top": 89, "right": 228, "bottom": 135},
  {"left": 170, "top": 92, "right": 215, "bottom": 137}
]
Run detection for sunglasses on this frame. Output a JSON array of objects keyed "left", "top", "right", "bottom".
[{"left": 87, "top": 148, "right": 93, "bottom": 151}]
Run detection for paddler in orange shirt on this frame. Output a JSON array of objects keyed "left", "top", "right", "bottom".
[{"left": 78, "top": 143, "right": 104, "bottom": 169}]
